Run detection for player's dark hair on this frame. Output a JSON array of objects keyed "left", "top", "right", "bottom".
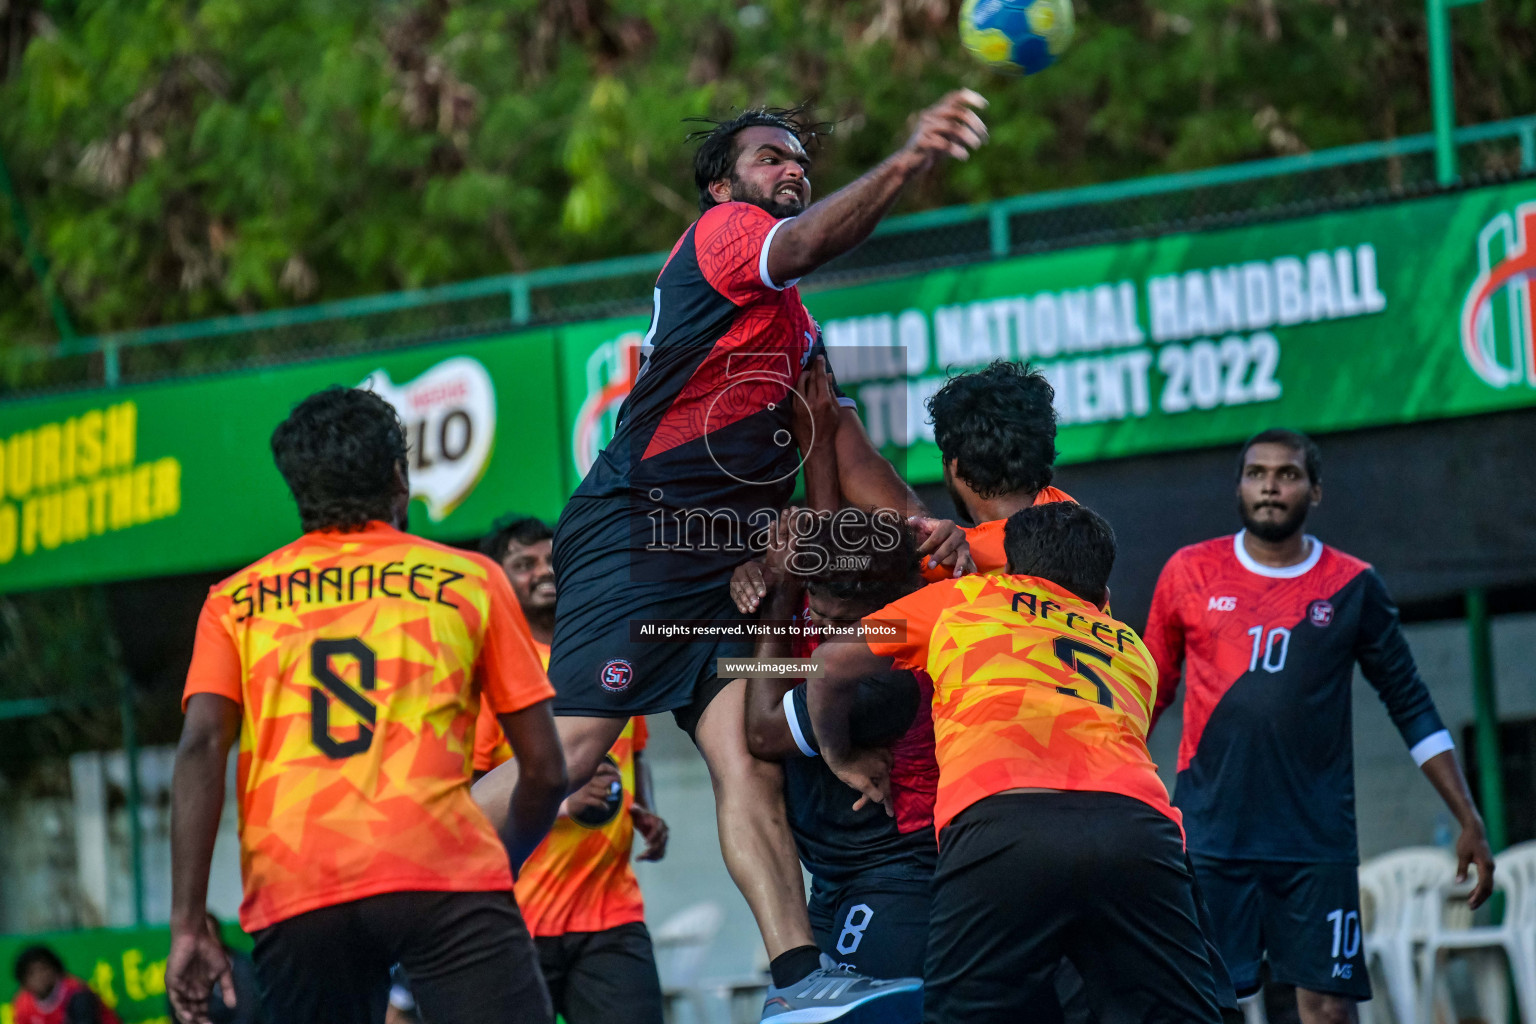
[
  {"left": 13, "top": 945, "right": 63, "bottom": 984},
  {"left": 271, "top": 387, "right": 407, "bottom": 533},
  {"left": 1003, "top": 502, "right": 1116, "bottom": 607},
  {"left": 926, "top": 361, "right": 1058, "bottom": 499},
  {"left": 797, "top": 509, "right": 923, "bottom": 614},
  {"left": 687, "top": 106, "right": 830, "bottom": 212},
  {"left": 482, "top": 515, "right": 554, "bottom": 563},
  {"left": 1238, "top": 428, "right": 1322, "bottom": 485}
]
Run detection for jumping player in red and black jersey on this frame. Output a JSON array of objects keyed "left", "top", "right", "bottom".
[
  {"left": 1145, "top": 429, "right": 1496, "bottom": 1024},
  {"left": 475, "top": 93, "right": 989, "bottom": 1022}
]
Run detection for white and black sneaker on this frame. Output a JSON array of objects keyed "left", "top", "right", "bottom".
[{"left": 758, "top": 955, "right": 922, "bottom": 1023}]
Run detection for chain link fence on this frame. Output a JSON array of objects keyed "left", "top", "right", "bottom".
[{"left": 4, "top": 120, "right": 1534, "bottom": 397}]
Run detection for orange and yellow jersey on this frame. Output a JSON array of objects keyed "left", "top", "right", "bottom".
[
  {"left": 474, "top": 653, "right": 648, "bottom": 938},
  {"left": 863, "top": 572, "right": 1178, "bottom": 837},
  {"left": 183, "top": 521, "right": 554, "bottom": 933},
  {"left": 922, "top": 486, "right": 1076, "bottom": 582}
]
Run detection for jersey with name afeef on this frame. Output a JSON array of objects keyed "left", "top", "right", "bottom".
[
  {"left": 1144, "top": 532, "right": 1452, "bottom": 863},
  {"left": 183, "top": 521, "right": 554, "bottom": 932},
  {"left": 864, "top": 574, "right": 1177, "bottom": 837}
]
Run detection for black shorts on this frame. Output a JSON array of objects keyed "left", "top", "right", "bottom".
[
  {"left": 924, "top": 792, "right": 1224, "bottom": 1024},
  {"left": 548, "top": 524, "right": 750, "bottom": 736},
  {"left": 252, "top": 890, "right": 551, "bottom": 1024},
  {"left": 807, "top": 876, "right": 931, "bottom": 978},
  {"left": 534, "top": 922, "right": 664, "bottom": 1024},
  {"left": 1189, "top": 854, "right": 1371, "bottom": 1001}
]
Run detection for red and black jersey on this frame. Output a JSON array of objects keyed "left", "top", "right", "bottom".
[
  {"left": 568, "top": 202, "right": 851, "bottom": 583},
  {"left": 1145, "top": 532, "right": 1452, "bottom": 863}
]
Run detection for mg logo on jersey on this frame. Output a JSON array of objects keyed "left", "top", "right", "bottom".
[
  {"left": 1208, "top": 596, "right": 1237, "bottom": 611},
  {"left": 1309, "top": 599, "right": 1335, "bottom": 627},
  {"left": 1461, "top": 202, "right": 1536, "bottom": 389},
  {"left": 572, "top": 332, "right": 645, "bottom": 476}
]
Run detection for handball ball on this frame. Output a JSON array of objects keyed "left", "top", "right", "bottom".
[{"left": 960, "top": 0, "right": 1075, "bottom": 75}]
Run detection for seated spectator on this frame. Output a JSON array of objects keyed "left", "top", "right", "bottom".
[{"left": 10, "top": 945, "right": 120, "bottom": 1024}]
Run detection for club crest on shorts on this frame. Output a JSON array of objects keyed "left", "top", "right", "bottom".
[
  {"left": 1309, "top": 600, "right": 1335, "bottom": 627},
  {"left": 600, "top": 658, "right": 635, "bottom": 692}
]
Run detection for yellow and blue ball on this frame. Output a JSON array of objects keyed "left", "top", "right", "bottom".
[{"left": 960, "top": 0, "right": 1075, "bottom": 75}]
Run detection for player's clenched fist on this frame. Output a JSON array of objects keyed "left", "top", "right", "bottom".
[{"left": 902, "top": 89, "right": 989, "bottom": 165}]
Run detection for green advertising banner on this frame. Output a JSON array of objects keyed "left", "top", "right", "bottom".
[
  {"left": 0, "top": 924, "right": 251, "bottom": 1024},
  {"left": 3, "top": 180, "right": 1535, "bottom": 594},
  {"left": 0, "top": 331, "right": 566, "bottom": 593},
  {"left": 559, "top": 180, "right": 1536, "bottom": 487}
]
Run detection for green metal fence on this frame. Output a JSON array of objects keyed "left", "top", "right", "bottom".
[{"left": 6, "top": 114, "right": 1536, "bottom": 396}]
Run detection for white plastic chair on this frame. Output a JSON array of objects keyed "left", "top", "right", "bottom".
[
  {"left": 1418, "top": 840, "right": 1536, "bottom": 1024},
  {"left": 1358, "top": 847, "right": 1455, "bottom": 1024},
  {"left": 652, "top": 902, "right": 724, "bottom": 1024}
]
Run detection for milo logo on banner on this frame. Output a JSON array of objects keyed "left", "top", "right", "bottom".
[
  {"left": 572, "top": 330, "right": 644, "bottom": 476},
  {"left": 363, "top": 357, "right": 496, "bottom": 521},
  {"left": 1461, "top": 203, "right": 1536, "bottom": 390}
]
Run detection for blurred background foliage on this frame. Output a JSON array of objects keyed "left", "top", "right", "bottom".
[{"left": 1, "top": 0, "right": 1534, "bottom": 347}]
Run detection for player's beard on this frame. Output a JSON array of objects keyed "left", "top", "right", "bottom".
[
  {"left": 1239, "top": 496, "right": 1310, "bottom": 542},
  {"left": 942, "top": 464, "right": 975, "bottom": 524},
  {"left": 730, "top": 173, "right": 804, "bottom": 219}
]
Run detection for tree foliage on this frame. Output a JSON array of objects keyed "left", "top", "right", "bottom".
[{"left": 1, "top": 0, "right": 1533, "bottom": 351}]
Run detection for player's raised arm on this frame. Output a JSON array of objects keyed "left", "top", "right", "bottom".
[{"left": 764, "top": 90, "right": 988, "bottom": 286}]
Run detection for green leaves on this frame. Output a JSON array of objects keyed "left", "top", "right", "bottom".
[{"left": 0, "top": 0, "right": 1532, "bottom": 354}]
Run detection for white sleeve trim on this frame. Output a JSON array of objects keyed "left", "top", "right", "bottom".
[
  {"left": 759, "top": 217, "right": 801, "bottom": 292},
  {"left": 783, "top": 688, "right": 819, "bottom": 758},
  {"left": 836, "top": 396, "right": 858, "bottom": 408},
  {"left": 1410, "top": 729, "right": 1455, "bottom": 767}
]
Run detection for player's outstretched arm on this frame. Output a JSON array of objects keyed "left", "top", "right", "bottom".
[
  {"left": 168, "top": 694, "right": 240, "bottom": 1024},
  {"left": 495, "top": 700, "right": 567, "bottom": 872},
  {"left": 765, "top": 90, "right": 988, "bottom": 286}
]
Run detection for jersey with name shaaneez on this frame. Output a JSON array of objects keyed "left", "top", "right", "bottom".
[
  {"left": 1145, "top": 532, "right": 1450, "bottom": 863},
  {"left": 183, "top": 521, "right": 553, "bottom": 932},
  {"left": 864, "top": 573, "right": 1177, "bottom": 837}
]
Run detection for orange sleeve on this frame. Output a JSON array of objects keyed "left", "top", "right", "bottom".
[
  {"left": 632, "top": 716, "right": 649, "bottom": 752},
  {"left": 182, "top": 593, "right": 242, "bottom": 711},
  {"left": 477, "top": 563, "right": 556, "bottom": 715},
  {"left": 862, "top": 580, "right": 962, "bottom": 672},
  {"left": 472, "top": 695, "right": 514, "bottom": 773}
]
